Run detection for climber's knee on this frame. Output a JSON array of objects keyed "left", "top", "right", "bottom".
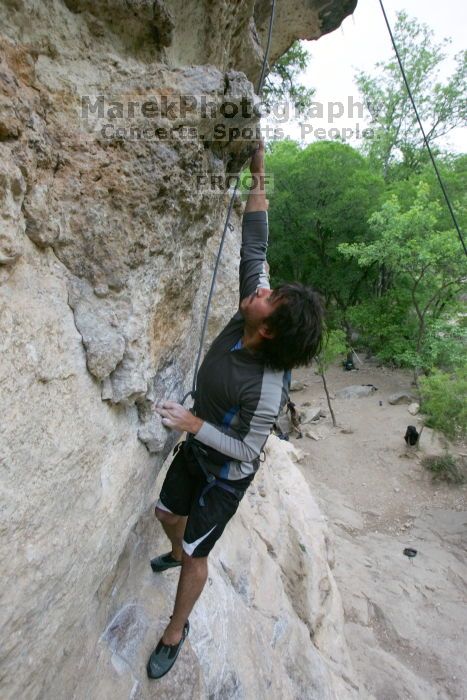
[{"left": 155, "top": 505, "right": 181, "bottom": 525}]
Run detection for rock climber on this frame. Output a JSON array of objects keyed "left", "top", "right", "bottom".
[{"left": 146, "top": 140, "right": 324, "bottom": 679}]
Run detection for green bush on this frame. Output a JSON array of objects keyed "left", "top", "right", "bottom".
[
  {"left": 419, "top": 368, "right": 467, "bottom": 439},
  {"left": 347, "top": 297, "right": 466, "bottom": 373},
  {"left": 422, "top": 454, "right": 465, "bottom": 484},
  {"left": 346, "top": 294, "right": 416, "bottom": 366}
]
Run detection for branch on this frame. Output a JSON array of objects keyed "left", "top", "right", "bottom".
[{"left": 420, "top": 279, "right": 460, "bottom": 318}]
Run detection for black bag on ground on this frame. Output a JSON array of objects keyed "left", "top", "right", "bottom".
[{"left": 404, "top": 425, "right": 419, "bottom": 446}]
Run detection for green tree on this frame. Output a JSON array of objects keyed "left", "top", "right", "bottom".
[
  {"left": 266, "top": 140, "right": 384, "bottom": 338},
  {"left": 262, "top": 41, "right": 316, "bottom": 117},
  {"left": 356, "top": 10, "right": 466, "bottom": 177},
  {"left": 419, "top": 368, "right": 467, "bottom": 440},
  {"left": 340, "top": 183, "right": 466, "bottom": 378},
  {"left": 385, "top": 153, "right": 467, "bottom": 220}
]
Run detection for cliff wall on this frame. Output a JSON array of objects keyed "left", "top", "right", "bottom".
[{"left": 0, "top": 1, "right": 358, "bottom": 697}]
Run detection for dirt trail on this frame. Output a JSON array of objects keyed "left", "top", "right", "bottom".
[{"left": 289, "top": 361, "right": 467, "bottom": 700}]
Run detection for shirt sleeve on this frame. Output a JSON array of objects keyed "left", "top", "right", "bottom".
[
  {"left": 195, "top": 421, "right": 258, "bottom": 462},
  {"left": 239, "top": 211, "right": 270, "bottom": 302}
]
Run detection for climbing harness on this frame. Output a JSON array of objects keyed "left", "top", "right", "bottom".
[
  {"left": 175, "top": 438, "right": 244, "bottom": 507},
  {"left": 197, "top": 476, "right": 240, "bottom": 508},
  {"left": 181, "top": 0, "right": 277, "bottom": 406},
  {"left": 378, "top": 0, "right": 467, "bottom": 257}
]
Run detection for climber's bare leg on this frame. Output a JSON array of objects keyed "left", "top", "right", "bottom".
[
  {"left": 155, "top": 507, "right": 187, "bottom": 561},
  {"left": 162, "top": 552, "right": 208, "bottom": 645}
]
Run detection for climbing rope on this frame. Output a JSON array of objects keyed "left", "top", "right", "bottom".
[
  {"left": 378, "top": 0, "right": 467, "bottom": 256},
  {"left": 182, "top": 0, "right": 277, "bottom": 404}
]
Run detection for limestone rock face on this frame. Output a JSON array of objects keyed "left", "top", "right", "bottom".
[
  {"left": 48, "top": 438, "right": 360, "bottom": 700},
  {"left": 0, "top": 1, "right": 357, "bottom": 697},
  {"left": 0, "top": 151, "right": 27, "bottom": 270}
]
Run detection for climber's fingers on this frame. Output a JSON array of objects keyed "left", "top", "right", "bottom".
[{"left": 154, "top": 400, "right": 194, "bottom": 432}]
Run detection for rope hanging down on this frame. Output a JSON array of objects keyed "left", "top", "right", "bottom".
[
  {"left": 378, "top": 0, "right": 467, "bottom": 257},
  {"left": 183, "top": 0, "right": 277, "bottom": 404}
]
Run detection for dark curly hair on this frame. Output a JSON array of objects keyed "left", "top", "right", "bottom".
[{"left": 262, "top": 283, "right": 324, "bottom": 371}]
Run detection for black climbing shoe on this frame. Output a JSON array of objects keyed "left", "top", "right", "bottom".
[
  {"left": 150, "top": 552, "right": 182, "bottom": 573},
  {"left": 147, "top": 620, "right": 190, "bottom": 679}
]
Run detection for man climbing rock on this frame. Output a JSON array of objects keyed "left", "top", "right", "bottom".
[{"left": 147, "top": 140, "right": 324, "bottom": 679}]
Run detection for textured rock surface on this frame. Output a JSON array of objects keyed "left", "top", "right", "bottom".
[
  {"left": 52, "top": 438, "right": 360, "bottom": 700},
  {"left": 0, "top": 1, "right": 357, "bottom": 697}
]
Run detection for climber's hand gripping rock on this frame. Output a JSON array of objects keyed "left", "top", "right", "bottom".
[{"left": 154, "top": 400, "right": 203, "bottom": 434}]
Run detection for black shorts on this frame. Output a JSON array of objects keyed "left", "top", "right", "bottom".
[{"left": 157, "top": 442, "right": 253, "bottom": 558}]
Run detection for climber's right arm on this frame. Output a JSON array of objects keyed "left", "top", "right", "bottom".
[
  {"left": 239, "top": 140, "right": 270, "bottom": 302},
  {"left": 244, "top": 140, "right": 268, "bottom": 213}
]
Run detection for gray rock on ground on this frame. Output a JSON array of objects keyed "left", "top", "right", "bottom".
[
  {"left": 306, "top": 425, "right": 331, "bottom": 441},
  {"left": 336, "top": 385, "right": 378, "bottom": 400},
  {"left": 300, "top": 406, "right": 326, "bottom": 423},
  {"left": 290, "top": 379, "right": 307, "bottom": 391},
  {"left": 388, "top": 392, "right": 417, "bottom": 405}
]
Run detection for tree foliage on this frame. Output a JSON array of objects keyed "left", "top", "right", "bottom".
[
  {"left": 266, "top": 140, "right": 384, "bottom": 334},
  {"left": 355, "top": 10, "right": 466, "bottom": 177},
  {"left": 262, "top": 41, "right": 316, "bottom": 117},
  {"left": 419, "top": 368, "right": 467, "bottom": 439},
  {"left": 316, "top": 329, "right": 347, "bottom": 374},
  {"left": 263, "top": 16, "right": 466, "bottom": 439},
  {"left": 340, "top": 184, "right": 466, "bottom": 374}
]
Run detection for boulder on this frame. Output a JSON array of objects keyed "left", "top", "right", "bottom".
[
  {"left": 408, "top": 402, "right": 420, "bottom": 415},
  {"left": 306, "top": 425, "right": 331, "bottom": 441},
  {"left": 300, "top": 406, "right": 326, "bottom": 424},
  {"left": 336, "top": 385, "right": 377, "bottom": 400},
  {"left": 388, "top": 392, "right": 417, "bottom": 405},
  {"left": 290, "top": 379, "right": 307, "bottom": 392}
]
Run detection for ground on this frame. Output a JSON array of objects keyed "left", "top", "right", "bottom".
[{"left": 289, "top": 359, "right": 467, "bottom": 700}]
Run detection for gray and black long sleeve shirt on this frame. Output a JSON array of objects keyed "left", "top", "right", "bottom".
[{"left": 193, "top": 210, "right": 290, "bottom": 481}]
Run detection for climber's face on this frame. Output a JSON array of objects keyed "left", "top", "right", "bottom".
[{"left": 240, "top": 286, "right": 280, "bottom": 330}]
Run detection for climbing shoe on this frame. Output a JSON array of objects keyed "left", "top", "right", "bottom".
[
  {"left": 150, "top": 552, "right": 182, "bottom": 573},
  {"left": 147, "top": 620, "right": 190, "bottom": 679}
]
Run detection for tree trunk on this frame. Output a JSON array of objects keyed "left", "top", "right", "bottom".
[
  {"left": 321, "top": 371, "right": 337, "bottom": 427},
  {"left": 413, "top": 317, "right": 425, "bottom": 386},
  {"left": 342, "top": 317, "right": 352, "bottom": 346}
]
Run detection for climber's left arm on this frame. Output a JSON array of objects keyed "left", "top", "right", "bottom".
[{"left": 155, "top": 382, "right": 285, "bottom": 463}]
